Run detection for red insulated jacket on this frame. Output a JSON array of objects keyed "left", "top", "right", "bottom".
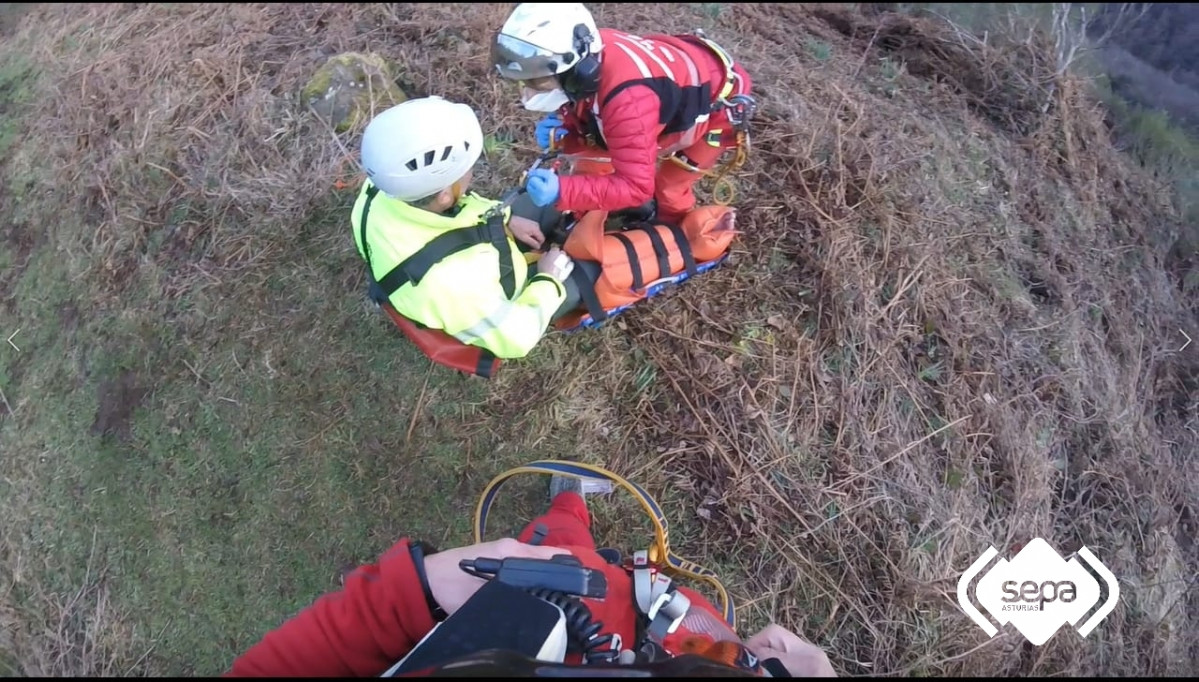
[
  {"left": 225, "top": 538, "right": 733, "bottom": 677},
  {"left": 226, "top": 539, "right": 436, "bottom": 677},
  {"left": 556, "top": 28, "right": 742, "bottom": 213}
]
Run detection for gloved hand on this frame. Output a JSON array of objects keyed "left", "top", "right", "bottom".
[
  {"left": 525, "top": 168, "right": 560, "bottom": 208},
  {"left": 535, "top": 114, "right": 567, "bottom": 151}
]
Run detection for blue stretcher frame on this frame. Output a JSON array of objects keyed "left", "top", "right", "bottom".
[{"left": 555, "top": 252, "right": 730, "bottom": 333}]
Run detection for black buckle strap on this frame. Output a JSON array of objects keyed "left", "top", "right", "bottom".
[
  {"left": 360, "top": 187, "right": 517, "bottom": 301},
  {"left": 627, "top": 222, "right": 697, "bottom": 283},
  {"left": 376, "top": 213, "right": 515, "bottom": 299},
  {"left": 570, "top": 264, "right": 608, "bottom": 322},
  {"left": 659, "top": 222, "right": 698, "bottom": 277},
  {"left": 476, "top": 350, "right": 498, "bottom": 379},
  {"left": 630, "top": 222, "right": 672, "bottom": 282},
  {"left": 611, "top": 233, "right": 645, "bottom": 291},
  {"left": 360, "top": 185, "right": 383, "bottom": 300}
]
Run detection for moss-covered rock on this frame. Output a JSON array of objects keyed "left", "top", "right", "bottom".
[{"left": 301, "top": 52, "right": 406, "bottom": 133}]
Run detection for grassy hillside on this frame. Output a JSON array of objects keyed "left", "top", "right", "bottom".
[{"left": 1, "top": 2, "right": 1196, "bottom": 676}]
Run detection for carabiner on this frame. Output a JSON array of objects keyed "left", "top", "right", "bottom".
[{"left": 722, "top": 94, "right": 757, "bottom": 133}]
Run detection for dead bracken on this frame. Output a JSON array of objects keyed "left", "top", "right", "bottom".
[{"left": 0, "top": 1, "right": 1194, "bottom": 677}]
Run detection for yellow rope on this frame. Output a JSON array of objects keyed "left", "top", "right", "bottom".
[
  {"left": 474, "top": 460, "right": 738, "bottom": 627},
  {"left": 708, "top": 131, "right": 749, "bottom": 206}
]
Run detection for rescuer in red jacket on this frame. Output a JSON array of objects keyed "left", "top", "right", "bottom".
[
  {"left": 490, "top": 3, "right": 756, "bottom": 226},
  {"left": 227, "top": 479, "right": 836, "bottom": 677}
]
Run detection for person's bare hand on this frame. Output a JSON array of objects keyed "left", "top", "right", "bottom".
[
  {"left": 422, "top": 539, "right": 570, "bottom": 617},
  {"left": 746, "top": 623, "right": 836, "bottom": 677},
  {"left": 536, "top": 246, "right": 574, "bottom": 282},
  {"left": 509, "top": 215, "right": 545, "bottom": 250}
]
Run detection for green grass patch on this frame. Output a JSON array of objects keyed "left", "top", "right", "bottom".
[
  {"left": 805, "top": 38, "right": 832, "bottom": 62},
  {"left": 0, "top": 54, "right": 34, "bottom": 156},
  {"left": 0, "top": 146, "right": 550, "bottom": 674}
]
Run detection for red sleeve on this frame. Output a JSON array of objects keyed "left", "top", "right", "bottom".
[
  {"left": 225, "top": 539, "right": 436, "bottom": 677},
  {"left": 560, "top": 106, "right": 584, "bottom": 136},
  {"left": 556, "top": 85, "right": 660, "bottom": 212}
]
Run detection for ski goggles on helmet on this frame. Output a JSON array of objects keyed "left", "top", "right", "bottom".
[{"left": 492, "top": 33, "right": 573, "bottom": 81}]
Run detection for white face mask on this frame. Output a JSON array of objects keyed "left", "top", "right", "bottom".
[{"left": 521, "top": 86, "right": 571, "bottom": 112}]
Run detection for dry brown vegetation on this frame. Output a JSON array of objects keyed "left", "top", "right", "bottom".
[
  {"left": 1, "top": 533, "right": 152, "bottom": 677},
  {"left": 1, "top": 1, "right": 1196, "bottom": 676}
]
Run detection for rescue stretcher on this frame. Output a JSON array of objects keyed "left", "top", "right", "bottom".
[{"left": 373, "top": 150, "right": 739, "bottom": 379}]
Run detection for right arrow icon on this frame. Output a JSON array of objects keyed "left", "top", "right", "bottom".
[{"left": 1181, "top": 329, "right": 1192, "bottom": 352}]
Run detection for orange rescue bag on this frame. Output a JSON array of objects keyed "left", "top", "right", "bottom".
[{"left": 554, "top": 205, "right": 738, "bottom": 330}]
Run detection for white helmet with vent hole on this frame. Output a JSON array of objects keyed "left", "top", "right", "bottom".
[{"left": 360, "top": 97, "right": 484, "bottom": 202}]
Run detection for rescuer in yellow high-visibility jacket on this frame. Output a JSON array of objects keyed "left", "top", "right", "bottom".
[{"left": 352, "top": 97, "right": 593, "bottom": 360}]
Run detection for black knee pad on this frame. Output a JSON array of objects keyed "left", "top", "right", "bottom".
[{"left": 612, "top": 199, "right": 657, "bottom": 224}]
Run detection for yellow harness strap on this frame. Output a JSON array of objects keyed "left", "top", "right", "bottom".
[
  {"left": 474, "top": 460, "right": 737, "bottom": 628},
  {"left": 675, "top": 31, "right": 753, "bottom": 207},
  {"left": 689, "top": 33, "right": 738, "bottom": 103}
]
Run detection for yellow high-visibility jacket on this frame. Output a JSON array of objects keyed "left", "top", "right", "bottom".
[{"left": 351, "top": 181, "right": 567, "bottom": 359}]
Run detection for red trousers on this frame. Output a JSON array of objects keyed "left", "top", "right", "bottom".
[
  {"left": 513, "top": 492, "right": 731, "bottom": 663},
  {"left": 654, "top": 127, "right": 735, "bottom": 225},
  {"left": 561, "top": 63, "right": 753, "bottom": 226},
  {"left": 516, "top": 491, "right": 597, "bottom": 547},
  {"left": 561, "top": 117, "right": 740, "bottom": 227}
]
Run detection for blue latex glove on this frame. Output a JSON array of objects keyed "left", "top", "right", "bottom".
[
  {"left": 525, "top": 168, "right": 561, "bottom": 207},
  {"left": 535, "top": 114, "right": 566, "bottom": 151}
]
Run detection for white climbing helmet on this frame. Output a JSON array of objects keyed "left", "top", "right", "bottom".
[
  {"left": 360, "top": 97, "right": 484, "bottom": 202},
  {"left": 492, "top": 3, "right": 604, "bottom": 81}
]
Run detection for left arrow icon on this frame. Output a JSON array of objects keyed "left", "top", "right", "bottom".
[{"left": 6, "top": 329, "right": 19, "bottom": 352}]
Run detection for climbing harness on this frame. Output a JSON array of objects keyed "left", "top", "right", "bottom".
[
  {"left": 474, "top": 460, "right": 736, "bottom": 629},
  {"left": 664, "top": 128, "right": 750, "bottom": 207},
  {"left": 673, "top": 29, "right": 758, "bottom": 207},
  {"left": 709, "top": 130, "right": 751, "bottom": 206}
]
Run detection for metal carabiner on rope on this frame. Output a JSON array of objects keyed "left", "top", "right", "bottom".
[
  {"left": 721, "top": 94, "right": 758, "bottom": 134},
  {"left": 524, "top": 149, "right": 562, "bottom": 183},
  {"left": 486, "top": 150, "right": 565, "bottom": 220},
  {"left": 488, "top": 188, "right": 523, "bottom": 219}
]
